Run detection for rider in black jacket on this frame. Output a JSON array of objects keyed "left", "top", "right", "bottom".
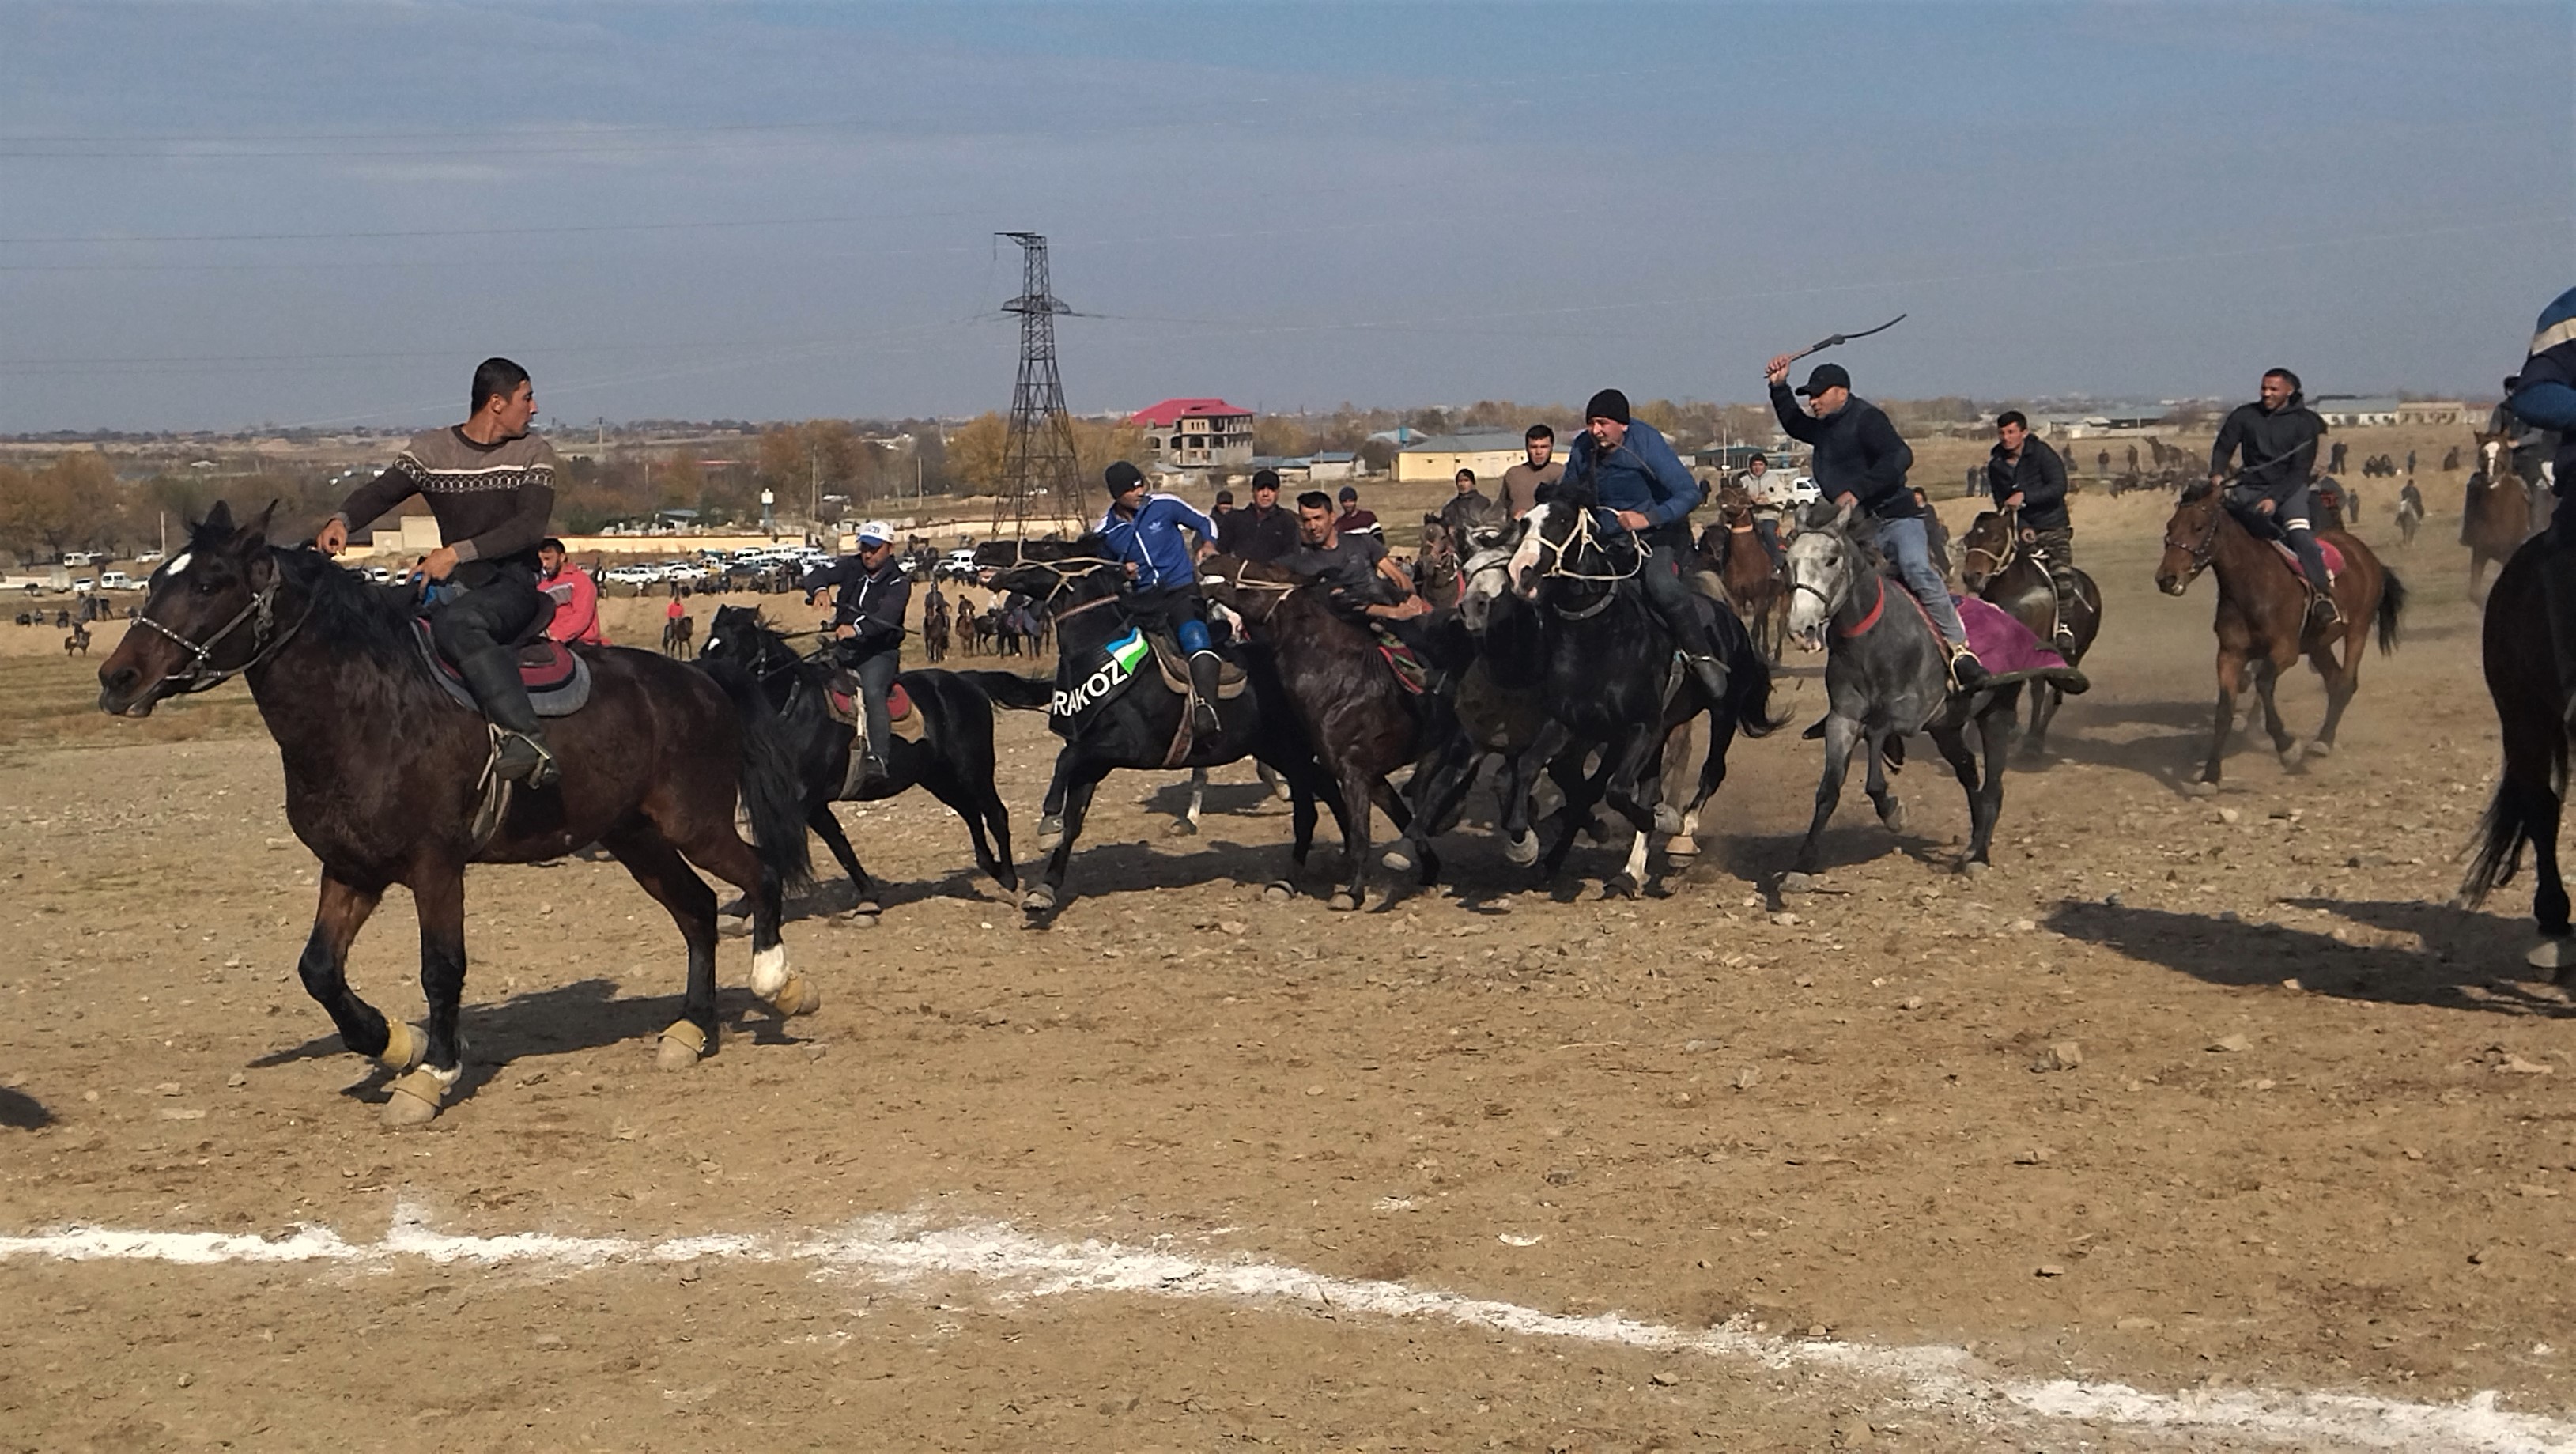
[
  {"left": 2210, "top": 368, "right": 2336, "bottom": 625},
  {"left": 801, "top": 520, "right": 910, "bottom": 785},
  {"left": 1985, "top": 411, "right": 2079, "bottom": 650}
]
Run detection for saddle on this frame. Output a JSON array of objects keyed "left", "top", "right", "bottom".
[
  {"left": 825, "top": 676, "right": 925, "bottom": 742},
  {"left": 1146, "top": 633, "right": 1248, "bottom": 699},
  {"left": 409, "top": 610, "right": 594, "bottom": 718},
  {"left": 1371, "top": 629, "right": 1430, "bottom": 696},
  {"left": 2264, "top": 537, "right": 2344, "bottom": 586}
]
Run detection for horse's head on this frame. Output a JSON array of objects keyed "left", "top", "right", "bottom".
[
  {"left": 1713, "top": 482, "right": 1756, "bottom": 523},
  {"left": 1781, "top": 498, "right": 1862, "bottom": 648},
  {"left": 1195, "top": 552, "right": 1296, "bottom": 629},
  {"left": 697, "top": 603, "right": 775, "bottom": 667},
  {"left": 979, "top": 533, "right": 1118, "bottom": 609},
  {"left": 1418, "top": 516, "right": 1455, "bottom": 561},
  {"left": 2475, "top": 429, "right": 2514, "bottom": 484},
  {"left": 2155, "top": 481, "right": 2223, "bottom": 595},
  {"left": 97, "top": 500, "right": 284, "bottom": 717},
  {"left": 1957, "top": 507, "right": 2016, "bottom": 594}
]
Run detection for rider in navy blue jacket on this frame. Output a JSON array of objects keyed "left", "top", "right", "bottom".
[
  {"left": 2209, "top": 368, "right": 2335, "bottom": 623},
  {"left": 2510, "top": 285, "right": 2576, "bottom": 524},
  {"left": 1095, "top": 461, "right": 1226, "bottom": 732},
  {"left": 1558, "top": 389, "right": 1728, "bottom": 703}
]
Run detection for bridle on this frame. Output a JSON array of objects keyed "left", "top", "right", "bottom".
[
  {"left": 1960, "top": 509, "right": 2022, "bottom": 583},
  {"left": 2161, "top": 499, "right": 2221, "bottom": 586},
  {"left": 1525, "top": 504, "right": 1643, "bottom": 623},
  {"left": 130, "top": 558, "right": 315, "bottom": 697}
]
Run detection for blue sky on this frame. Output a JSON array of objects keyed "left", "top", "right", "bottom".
[{"left": 0, "top": 2, "right": 2566, "bottom": 432}]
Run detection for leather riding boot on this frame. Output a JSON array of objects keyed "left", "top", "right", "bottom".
[
  {"left": 457, "top": 648, "right": 560, "bottom": 788},
  {"left": 1948, "top": 646, "right": 1992, "bottom": 692},
  {"left": 1188, "top": 651, "right": 1224, "bottom": 735}
]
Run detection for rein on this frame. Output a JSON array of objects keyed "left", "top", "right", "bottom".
[
  {"left": 132, "top": 564, "right": 318, "bottom": 697},
  {"left": 1532, "top": 505, "right": 1646, "bottom": 586}
]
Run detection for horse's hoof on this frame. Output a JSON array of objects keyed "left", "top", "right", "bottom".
[
  {"left": 1271, "top": 779, "right": 1294, "bottom": 803},
  {"left": 1958, "top": 859, "right": 1990, "bottom": 879},
  {"left": 2279, "top": 741, "right": 2306, "bottom": 769},
  {"left": 1381, "top": 848, "right": 1414, "bottom": 873},
  {"left": 842, "top": 900, "right": 882, "bottom": 926},
  {"left": 656, "top": 1018, "right": 710, "bottom": 1070},
  {"left": 380, "top": 1067, "right": 451, "bottom": 1128},
  {"left": 1664, "top": 834, "right": 1698, "bottom": 858},
  {"left": 1022, "top": 886, "right": 1058, "bottom": 914},
  {"left": 1605, "top": 874, "right": 1640, "bottom": 901},
  {"left": 1652, "top": 805, "right": 1683, "bottom": 837},
  {"left": 375, "top": 1021, "right": 427, "bottom": 1073},
  {"left": 1879, "top": 799, "right": 1909, "bottom": 834},
  {"left": 1169, "top": 817, "right": 1199, "bottom": 837},
  {"left": 2181, "top": 780, "right": 2219, "bottom": 799},
  {"left": 1503, "top": 831, "right": 1539, "bottom": 867},
  {"left": 1328, "top": 892, "right": 1359, "bottom": 912},
  {"left": 767, "top": 974, "right": 822, "bottom": 1018},
  {"left": 1035, "top": 815, "right": 1063, "bottom": 852},
  {"left": 1263, "top": 882, "right": 1294, "bottom": 903},
  {"left": 2527, "top": 937, "right": 2576, "bottom": 972},
  {"left": 2307, "top": 739, "right": 2334, "bottom": 759}
]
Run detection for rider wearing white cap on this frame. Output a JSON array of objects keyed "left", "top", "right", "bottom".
[{"left": 799, "top": 519, "right": 909, "bottom": 785}]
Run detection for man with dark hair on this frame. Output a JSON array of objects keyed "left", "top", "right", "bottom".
[
  {"left": 1097, "top": 460, "right": 1226, "bottom": 731},
  {"left": 536, "top": 537, "right": 605, "bottom": 646},
  {"left": 1334, "top": 485, "right": 1381, "bottom": 541},
  {"left": 1766, "top": 355, "right": 1989, "bottom": 687},
  {"left": 1286, "top": 489, "right": 1434, "bottom": 661},
  {"left": 1440, "top": 467, "right": 1498, "bottom": 538},
  {"left": 2210, "top": 367, "right": 2335, "bottom": 623},
  {"left": 800, "top": 519, "right": 909, "bottom": 784},
  {"left": 1501, "top": 425, "right": 1563, "bottom": 519},
  {"left": 1217, "top": 467, "right": 1299, "bottom": 563},
  {"left": 1987, "top": 410, "right": 2079, "bottom": 650},
  {"left": 1736, "top": 450, "right": 1791, "bottom": 564},
  {"left": 1213, "top": 489, "right": 1236, "bottom": 518},
  {"left": 1559, "top": 388, "right": 1730, "bottom": 701},
  {"left": 315, "top": 356, "right": 565, "bottom": 784}
]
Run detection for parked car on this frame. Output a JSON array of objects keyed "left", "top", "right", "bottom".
[
  {"left": 937, "top": 547, "right": 981, "bottom": 580},
  {"left": 132, "top": 550, "right": 164, "bottom": 567},
  {"left": 97, "top": 570, "right": 137, "bottom": 591},
  {"left": 70, "top": 577, "right": 96, "bottom": 594}
]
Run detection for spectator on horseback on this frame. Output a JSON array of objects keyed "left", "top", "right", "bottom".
[
  {"left": 314, "top": 356, "right": 565, "bottom": 787},
  {"left": 1097, "top": 460, "right": 1228, "bottom": 734},
  {"left": 1501, "top": 425, "right": 1564, "bottom": 520},
  {"left": 1562, "top": 388, "right": 1733, "bottom": 703},
  {"left": 536, "top": 538, "right": 606, "bottom": 647},
  {"left": 1986, "top": 411, "right": 2079, "bottom": 651},
  {"left": 2208, "top": 367, "right": 2336, "bottom": 625},
  {"left": 1216, "top": 468, "right": 1299, "bottom": 564},
  {"left": 1440, "top": 468, "right": 1501, "bottom": 538},
  {"left": 1766, "top": 357, "right": 1989, "bottom": 689},
  {"left": 1735, "top": 451, "right": 1789, "bottom": 565},
  {"left": 799, "top": 519, "right": 909, "bottom": 787}
]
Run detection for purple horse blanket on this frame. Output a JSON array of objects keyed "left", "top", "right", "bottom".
[{"left": 1955, "top": 594, "right": 2067, "bottom": 674}]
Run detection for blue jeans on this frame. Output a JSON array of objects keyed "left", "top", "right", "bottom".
[{"left": 1876, "top": 516, "right": 1966, "bottom": 647}]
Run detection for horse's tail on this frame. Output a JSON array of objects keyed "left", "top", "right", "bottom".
[
  {"left": 2374, "top": 570, "right": 2407, "bottom": 655},
  {"left": 2462, "top": 755, "right": 2565, "bottom": 908},
  {"left": 958, "top": 669, "right": 1053, "bottom": 712},
  {"left": 701, "top": 658, "right": 815, "bottom": 893}
]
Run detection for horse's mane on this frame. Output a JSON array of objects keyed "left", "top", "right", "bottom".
[
  {"left": 2179, "top": 479, "right": 2216, "bottom": 504},
  {"left": 251, "top": 541, "right": 457, "bottom": 713}
]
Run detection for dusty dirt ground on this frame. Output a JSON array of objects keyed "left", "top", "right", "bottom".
[{"left": 5, "top": 459, "right": 2574, "bottom": 1452}]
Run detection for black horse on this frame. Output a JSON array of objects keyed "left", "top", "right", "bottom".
[
  {"left": 2461, "top": 537, "right": 2576, "bottom": 976},
  {"left": 1443, "top": 482, "right": 1777, "bottom": 893},
  {"left": 974, "top": 537, "right": 1340, "bottom": 919},
  {"left": 95, "top": 504, "right": 815, "bottom": 1127},
  {"left": 697, "top": 604, "right": 1023, "bottom": 918}
]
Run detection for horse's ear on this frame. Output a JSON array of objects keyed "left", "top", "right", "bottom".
[
  {"left": 242, "top": 500, "right": 280, "bottom": 548},
  {"left": 1834, "top": 497, "right": 1858, "bottom": 529},
  {"left": 2180, "top": 480, "right": 2213, "bottom": 504},
  {"left": 202, "top": 500, "right": 236, "bottom": 535}
]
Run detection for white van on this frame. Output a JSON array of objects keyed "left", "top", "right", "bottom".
[{"left": 98, "top": 570, "right": 137, "bottom": 590}]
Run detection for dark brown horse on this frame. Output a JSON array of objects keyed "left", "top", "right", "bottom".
[
  {"left": 1695, "top": 483, "right": 1787, "bottom": 662},
  {"left": 94, "top": 504, "right": 816, "bottom": 1128},
  {"left": 2464, "top": 430, "right": 2540, "bottom": 601},
  {"left": 2460, "top": 537, "right": 2576, "bottom": 975},
  {"left": 1198, "top": 553, "right": 1446, "bottom": 910},
  {"left": 1412, "top": 517, "right": 1466, "bottom": 614},
  {"left": 1956, "top": 505, "right": 2100, "bottom": 757},
  {"left": 2154, "top": 484, "right": 2404, "bottom": 790}
]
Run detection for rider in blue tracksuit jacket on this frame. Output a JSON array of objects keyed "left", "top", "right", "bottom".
[
  {"left": 1557, "top": 388, "right": 1728, "bottom": 702},
  {"left": 2507, "top": 285, "right": 2576, "bottom": 719},
  {"left": 1095, "top": 460, "right": 1226, "bottom": 731}
]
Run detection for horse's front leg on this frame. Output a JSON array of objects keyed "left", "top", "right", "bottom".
[
  {"left": 2253, "top": 656, "right": 2301, "bottom": 766},
  {"left": 1024, "top": 768, "right": 1100, "bottom": 920},
  {"left": 297, "top": 870, "right": 404, "bottom": 1066},
  {"left": 1862, "top": 728, "right": 1906, "bottom": 836},
  {"left": 2197, "top": 650, "right": 2244, "bottom": 788},
  {"left": 2310, "top": 609, "right": 2366, "bottom": 752},
  {"left": 1499, "top": 719, "right": 1572, "bottom": 867},
  {"left": 1794, "top": 715, "right": 1860, "bottom": 874},
  {"left": 383, "top": 865, "right": 470, "bottom": 1127},
  {"left": 1329, "top": 761, "right": 1376, "bottom": 911},
  {"left": 1034, "top": 748, "right": 1075, "bottom": 852}
]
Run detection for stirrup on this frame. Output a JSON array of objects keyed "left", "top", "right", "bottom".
[
  {"left": 1947, "top": 648, "right": 1991, "bottom": 691},
  {"left": 494, "top": 730, "right": 559, "bottom": 788}
]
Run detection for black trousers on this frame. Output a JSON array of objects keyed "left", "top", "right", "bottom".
[
  {"left": 1637, "top": 537, "right": 1720, "bottom": 657},
  {"left": 429, "top": 563, "right": 543, "bottom": 729}
]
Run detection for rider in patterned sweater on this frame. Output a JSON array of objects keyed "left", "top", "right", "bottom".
[
  {"left": 1096, "top": 461, "right": 1227, "bottom": 733},
  {"left": 315, "top": 357, "right": 563, "bottom": 787}
]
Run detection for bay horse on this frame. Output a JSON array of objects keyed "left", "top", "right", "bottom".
[
  {"left": 1782, "top": 502, "right": 2028, "bottom": 874},
  {"left": 973, "top": 537, "right": 1339, "bottom": 919},
  {"left": 2154, "top": 482, "right": 2404, "bottom": 790},
  {"left": 2464, "top": 430, "right": 2539, "bottom": 601},
  {"left": 1412, "top": 517, "right": 1466, "bottom": 614},
  {"left": 1695, "top": 483, "right": 1787, "bottom": 662},
  {"left": 697, "top": 605, "right": 1019, "bottom": 918},
  {"left": 1197, "top": 553, "right": 1449, "bottom": 910},
  {"left": 2460, "top": 537, "right": 2576, "bottom": 974},
  {"left": 1956, "top": 505, "right": 2100, "bottom": 757},
  {"left": 94, "top": 503, "right": 815, "bottom": 1127},
  {"left": 1484, "top": 486, "right": 1778, "bottom": 893}
]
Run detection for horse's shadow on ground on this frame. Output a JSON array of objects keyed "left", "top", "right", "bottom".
[
  {"left": 247, "top": 976, "right": 814, "bottom": 1112},
  {"left": 2047, "top": 897, "right": 2576, "bottom": 1018},
  {"left": 0, "top": 1086, "right": 53, "bottom": 1130},
  {"left": 1140, "top": 779, "right": 1278, "bottom": 823}
]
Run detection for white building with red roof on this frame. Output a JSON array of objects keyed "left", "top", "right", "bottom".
[{"left": 1131, "top": 398, "right": 1256, "bottom": 470}]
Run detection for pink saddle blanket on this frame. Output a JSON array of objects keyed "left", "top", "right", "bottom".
[
  {"left": 2266, "top": 537, "right": 2344, "bottom": 580},
  {"left": 1954, "top": 595, "right": 2067, "bottom": 674}
]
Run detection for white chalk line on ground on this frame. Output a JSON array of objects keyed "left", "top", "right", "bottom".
[{"left": 2, "top": 1207, "right": 2569, "bottom": 1453}]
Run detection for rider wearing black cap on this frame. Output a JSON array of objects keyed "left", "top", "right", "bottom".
[{"left": 1558, "top": 387, "right": 1730, "bottom": 702}]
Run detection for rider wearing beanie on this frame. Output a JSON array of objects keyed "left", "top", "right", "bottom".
[
  {"left": 1558, "top": 388, "right": 1731, "bottom": 704},
  {"left": 1095, "top": 460, "right": 1228, "bottom": 734}
]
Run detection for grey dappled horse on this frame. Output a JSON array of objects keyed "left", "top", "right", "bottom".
[{"left": 1783, "top": 501, "right": 2023, "bottom": 874}]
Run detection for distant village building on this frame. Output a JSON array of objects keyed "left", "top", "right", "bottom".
[
  {"left": 2315, "top": 398, "right": 2402, "bottom": 429},
  {"left": 2394, "top": 400, "right": 2470, "bottom": 427},
  {"left": 1131, "top": 398, "right": 1255, "bottom": 470},
  {"left": 1396, "top": 430, "right": 1550, "bottom": 485}
]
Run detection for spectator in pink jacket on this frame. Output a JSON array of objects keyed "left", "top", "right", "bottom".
[{"left": 535, "top": 538, "right": 606, "bottom": 646}]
